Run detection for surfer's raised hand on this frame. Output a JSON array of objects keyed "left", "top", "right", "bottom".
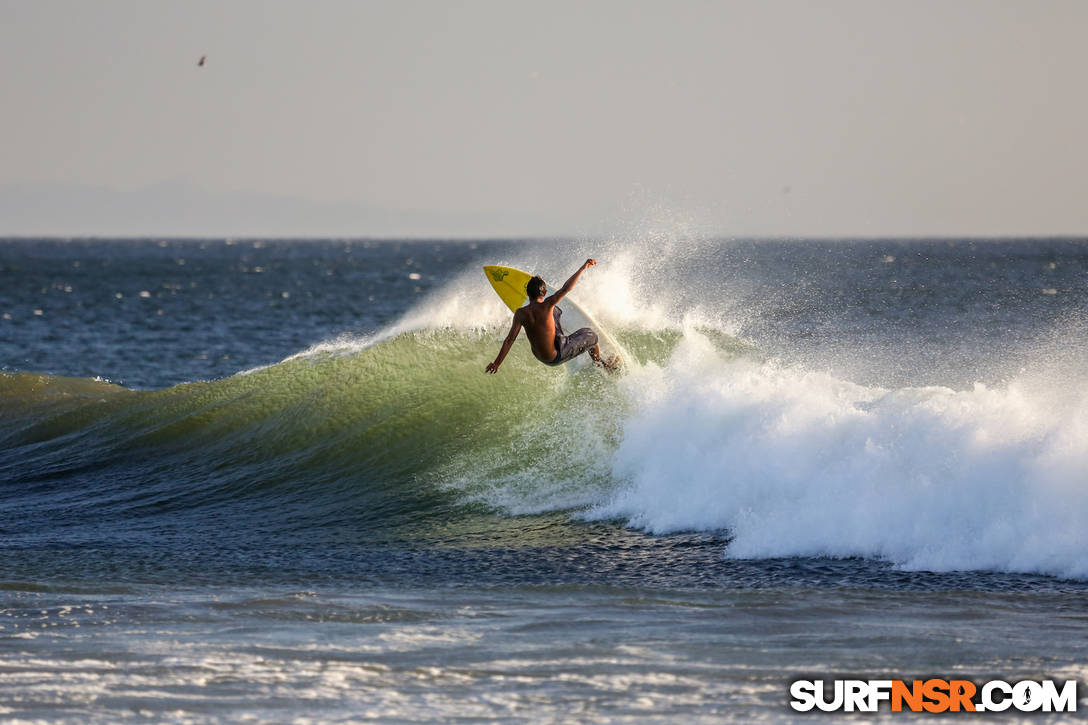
[
  {"left": 485, "top": 362, "right": 500, "bottom": 374},
  {"left": 548, "top": 259, "right": 597, "bottom": 306}
]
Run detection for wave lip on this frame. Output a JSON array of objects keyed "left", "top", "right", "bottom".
[{"left": 589, "top": 329, "right": 1088, "bottom": 580}]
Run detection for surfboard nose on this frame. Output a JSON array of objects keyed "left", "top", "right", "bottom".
[{"left": 484, "top": 265, "right": 532, "bottom": 312}]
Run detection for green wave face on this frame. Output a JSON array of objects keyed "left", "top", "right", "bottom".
[{"left": 2, "top": 327, "right": 726, "bottom": 537}]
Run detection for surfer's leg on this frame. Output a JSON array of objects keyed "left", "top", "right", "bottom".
[{"left": 552, "top": 328, "right": 598, "bottom": 365}]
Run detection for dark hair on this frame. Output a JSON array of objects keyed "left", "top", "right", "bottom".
[{"left": 526, "top": 275, "right": 546, "bottom": 299}]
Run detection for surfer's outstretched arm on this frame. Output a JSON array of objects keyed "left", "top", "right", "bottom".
[
  {"left": 546, "top": 258, "right": 596, "bottom": 305},
  {"left": 485, "top": 315, "right": 522, "bottom": 374}
]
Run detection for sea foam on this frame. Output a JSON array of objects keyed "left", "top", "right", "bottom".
[{"left": 586, "top": 326, "right": 1088, "bottom": 579}]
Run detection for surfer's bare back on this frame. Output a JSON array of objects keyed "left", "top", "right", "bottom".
[{"left": 486, "top": 259, "right": 613, "bottom": 373}]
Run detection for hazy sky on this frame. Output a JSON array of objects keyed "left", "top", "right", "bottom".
[{"left": 2, "top": 0, "right": 1086, "bottom": 237}]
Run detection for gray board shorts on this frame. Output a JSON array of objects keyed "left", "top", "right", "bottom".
[{"left": 546, "top": 306, "right": 598, "bottom": 366}]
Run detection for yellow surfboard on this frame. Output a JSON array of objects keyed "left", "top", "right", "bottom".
[
  {"left": 483, "top": 265, "right": 624, "bottom": 370},
  {"left": 483, "top": 265, "right": 535, "bottom": 312}
]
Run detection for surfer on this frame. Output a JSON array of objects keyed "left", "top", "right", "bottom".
[{"left": 485, "top": 259, "right": 615, "bottom": 374}]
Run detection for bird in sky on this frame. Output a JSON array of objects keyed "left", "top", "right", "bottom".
[{"left": 197, "top": 55, "right": 206, "bottom": 67}]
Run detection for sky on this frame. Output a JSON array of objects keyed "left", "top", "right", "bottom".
[{"left": 1, "top": 0, "right": 1087, "bottom": 238}]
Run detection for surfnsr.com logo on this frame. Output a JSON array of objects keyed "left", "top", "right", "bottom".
[{"left": 789, "top": 679, "right": 1078, "bottom": 713}]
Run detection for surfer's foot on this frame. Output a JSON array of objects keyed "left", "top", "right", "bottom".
[{"left": 596, "top": 354, "right": 621, "bottom": 373}]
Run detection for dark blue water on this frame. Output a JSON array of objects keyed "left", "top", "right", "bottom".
[
  {"left": 2, "top": 238, "right": 1087, "bottom": 721},
  {"left": 0, "top": 239, "right": 509, "bottom": 388}
]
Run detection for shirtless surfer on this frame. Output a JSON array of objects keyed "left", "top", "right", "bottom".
[{"left": 485, "top": 258, "right": 617, "bottom": 374}]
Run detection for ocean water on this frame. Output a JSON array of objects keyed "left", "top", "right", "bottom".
[{"left": 1, "top": 237, "right": 1087, "bottom": 722}]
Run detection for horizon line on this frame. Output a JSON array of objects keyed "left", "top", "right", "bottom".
[{"left": 2, "top": 234, "right": 1087, "bottom": 243}]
